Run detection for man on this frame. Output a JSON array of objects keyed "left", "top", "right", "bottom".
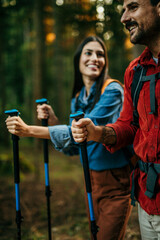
[{"left": 71, "top": 0, "right": 160, "bottom": 239}]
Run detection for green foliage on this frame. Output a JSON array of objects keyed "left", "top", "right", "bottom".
[
  {"left": 0, "top": 152, "right": 35, "bottom": 177},
  {"left": 0, "top": 153, "right": 13, "bottom": 176},
  {"left": 19, "top": 152, "right": 35, "bottom": 173},
  {"left": 0, "top": 0, "right": 131, "bottom": 146},
  {"left": 0, "top": 149, "right": 141, "bottom": 240}
]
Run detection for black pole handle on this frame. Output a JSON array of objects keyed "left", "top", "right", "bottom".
[
  {"left": 5, "top": 109, "right": 19, "bottom": 117},
  {"left": 70, "top": 111, "right": 84, "bottom": 121}
]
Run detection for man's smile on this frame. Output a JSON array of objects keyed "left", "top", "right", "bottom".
[{"left": 126, "top": 21, "right": 138, "bottom": 34}]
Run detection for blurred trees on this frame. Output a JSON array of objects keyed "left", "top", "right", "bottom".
[{"left": 0, "top": 0, "right": 133, "bottom": 147}]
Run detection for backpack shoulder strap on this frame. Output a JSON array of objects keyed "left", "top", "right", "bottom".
[
  {"left": 131, "top": 64, "right": 148, "bottom": 126},
  {"left": 102, "top": 78, "right": 137, "bottom": 167},
  {"left": 75, "top": 91, "right": 80, "bottom": 98},
  {"left": 101, "top": 79, "right": 124, "bottom": 95},
  {"left": 76, "top": 79, "right": 123, "bottom": 98}
]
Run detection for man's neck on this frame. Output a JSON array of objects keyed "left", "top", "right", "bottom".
[
  {"left": 148, "top": 38, "right": 160, "bottom": 58},
  {"left": 153, "top": 55, "right": 158, "bottom": 64}
]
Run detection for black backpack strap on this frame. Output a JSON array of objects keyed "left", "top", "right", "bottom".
[
  {"left": 131, "top": 64, "right": 148, "bottom": 126},
  {"left": 122, "top": 146, "right": 135, "bottom": 171},
  {"left": 141, "top": 72, "right": 160, "bottom": 114},
  {"left": 142, "top": 74, "right": 156, "bottom": 114}
]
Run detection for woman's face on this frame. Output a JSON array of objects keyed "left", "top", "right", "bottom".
[{"left": 79, "top": 41, "right": 105, "bottom": 82}]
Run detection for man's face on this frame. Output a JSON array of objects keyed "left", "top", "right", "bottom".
[{"left": 121, "top": 0, "right": 160, "bottom": 45}]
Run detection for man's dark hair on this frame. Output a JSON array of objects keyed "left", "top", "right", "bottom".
[
  {"left": 150, "top": 0, "right": 160, "bottom": 5},
  {"left": 119, "top": 0, "right": 160, "bottom": 6}
]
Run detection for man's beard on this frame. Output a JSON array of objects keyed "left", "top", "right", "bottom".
[
  {"left": 130, "top": 28, "right": 146, "bottom": 45},
  {"left": 128, "top": 19, "right": 160, "bottom": 45}
]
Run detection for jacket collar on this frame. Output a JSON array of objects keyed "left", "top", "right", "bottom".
[
  {"left": 79, "top": 81, "right": 96, "bottom": 101},
  {"left": 139, "top": 47, "right": 160, "bottom": 66}
]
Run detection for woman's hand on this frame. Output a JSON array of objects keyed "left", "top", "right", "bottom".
[
  {"left": 71, "top": 118, "right": 100, "bottom": 143},
  {"left": 37, "top": 104, "right": 59, "bottom": 126},
  {"left": 5, "top": 116, "right": 30, "bottom": 137},
  {"left": 5, "top": 116, "right": 50, "bottom": 139}
]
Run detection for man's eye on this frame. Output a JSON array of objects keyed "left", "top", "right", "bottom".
[{"left": 130, "top": 4, "right": 138, "bottom": 11}]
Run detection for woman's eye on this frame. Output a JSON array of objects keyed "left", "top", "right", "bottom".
[
  {"left": 97, "top": 53, "right": 104, "bottom": 57},
  {"left": 85, "top": 51, "right": 91, "bottom": 56}
]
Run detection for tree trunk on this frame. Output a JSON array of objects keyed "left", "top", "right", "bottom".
[
  {"left": 0, "top": 4, "right": 9, "bottom": 146},
  {"left": 32, "top": 0, "right": 46, "bottom": 179}
]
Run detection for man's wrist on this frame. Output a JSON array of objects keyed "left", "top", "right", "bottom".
[
  {"left": 92, "top": 126, "right": 103, "bottom": 142},
  {"left": 98, "top": 126, "right": 117, "bottom": 145}
]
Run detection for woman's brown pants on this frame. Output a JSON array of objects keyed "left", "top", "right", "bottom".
[{"left": 85, "top": 165, "right": 132, "bottom": 240}]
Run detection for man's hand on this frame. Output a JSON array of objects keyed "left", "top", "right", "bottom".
[
  {"left": 37, "top": 104, "right": 59, "bottom": 126},
  {"left": 71, "top": 118, "right": 117, "bottom": 145},
  {"left": 71, "top": 118, "right": 102, "bottom": 143}
]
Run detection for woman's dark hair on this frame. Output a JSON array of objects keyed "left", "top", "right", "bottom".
[
  {"left": 72, "top": 36, "right": 108, "bottom": 110},
  {"left": 150, "top": 0, "right": 160, "bottom": 5}
]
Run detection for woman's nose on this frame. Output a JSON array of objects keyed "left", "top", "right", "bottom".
[{"left": 90, "top": 52, "right": 98, "bottom": 61}]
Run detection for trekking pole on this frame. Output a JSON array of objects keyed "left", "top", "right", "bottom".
[
  {"left": 35, "top": 98, "right": 52, "bottom": 240},
  {"left": 70, "top": 111, "right": 98, "bottom": 240},
  {"left": 5, "top": 109, "right": 23, "bottom": 240}
]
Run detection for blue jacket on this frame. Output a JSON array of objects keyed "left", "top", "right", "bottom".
[{"left": 49, "top": 81, "right": 130, "bottom": 170}]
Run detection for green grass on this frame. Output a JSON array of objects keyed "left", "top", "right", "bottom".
[{"left": 0, "top": 143, "right": 141, "bottom": 240}]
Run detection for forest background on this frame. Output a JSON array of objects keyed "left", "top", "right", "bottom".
[{"left": 0, "top": 0, "right": 143, "bottom": 239}]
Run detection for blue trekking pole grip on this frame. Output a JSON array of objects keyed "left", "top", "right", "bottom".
[
  {"left": 70, "top": 111, "right": 98, "bottom": 240},
  {"left": 5, "top": 109, "right": 23, "bottom": 240},
  {"left": 35, "top": 98, "right": 52, "bottom": 240},
  {"left": 36, "top": 98, "right": 48, "bottom": 127}
]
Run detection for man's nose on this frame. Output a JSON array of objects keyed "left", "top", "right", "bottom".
[{"left": 121, "top": 10, "right": 130, "bottom": 24}]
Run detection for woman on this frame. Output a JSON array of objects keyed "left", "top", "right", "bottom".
[{"left": 6, "top": 36, "right": 131, "bottom": 240}]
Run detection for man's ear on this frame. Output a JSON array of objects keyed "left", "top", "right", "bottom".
[{"left": 157, "top": 2, "right": 160, "bottom": 16}]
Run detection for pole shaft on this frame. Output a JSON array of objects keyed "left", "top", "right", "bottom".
[
  {"left": 36, "top": 99, "right": 52, "bottom": 239},
  {"left": 79, "top": 143, "right": 98, "bottom": 239},
  {"left": 80, "top": 143, "right": 91, "bottom": 192},
  {"left": 46, "top": 186, "right": 52, "bottom": 240},
  {"left": 5, "top": 109, "right": 22, "bottom": 239},
  {"left": 12, "top": 135, "right": 22, "bottom": 240},
  {"left": 70, "top": 112, "right": 98, "bottom": 239},
  {"left": 43, "top": 139, "right": 49, "bottom": 163},
  {"left": 41, "top": 118, "right": 52, "bottom": 240},
  {"left": 16, "top": 210, "right": 22, "bottom": 240},
  {"left": 12, "top": 135, "right": 20, "bottom": 183}
]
